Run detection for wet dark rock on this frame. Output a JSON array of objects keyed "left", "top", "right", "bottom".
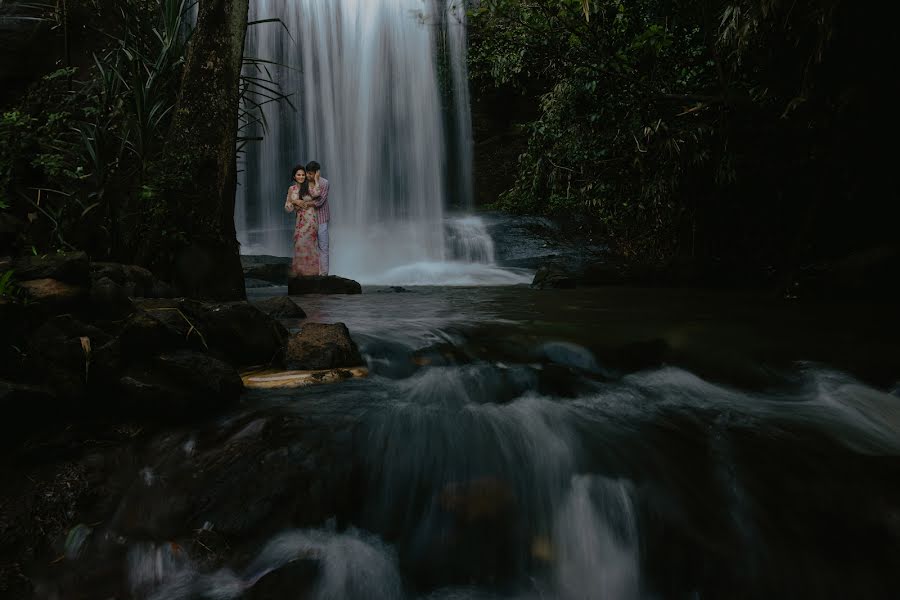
[
  {"left": 118, "top": 350, "right": 242, "bottom": 420},
  {"left": 285, "top": 323, "right": 364, "bottom": 370},
  {"left": 253, "top": 296, "right": 306, "bottom": 319},
  {"left": 246, "top": 558, "right": 319, "bottom": 600},
  {"left": 8, "top": 251, "right": 90, "bottom": 285},
  {"left": 110, "top": 412, "right": 355, "bottom": 542},
  {"left": 192, "top": 301, "right": 289, "bottom": 366},
  {"left": 288, "top": 275, "right": 362, "bottom": 295},
  {"left": 530, "top": 265, "right": 577, "bottom": 289},
  {"left": 537, "top": 341, "right": 608, "bottom": 376}
]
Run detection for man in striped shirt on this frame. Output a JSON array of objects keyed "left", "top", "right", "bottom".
[{"left": 305, "top": 161, "right": 330, "bottom": 275}]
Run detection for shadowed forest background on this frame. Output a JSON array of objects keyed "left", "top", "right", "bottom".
[{"left": 1, "top": 0, "right": 897, "bottom": 297}]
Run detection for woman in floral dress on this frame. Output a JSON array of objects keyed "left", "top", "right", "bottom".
[{"left": 283, "top": 164, "right": 319, "bottom": 277}]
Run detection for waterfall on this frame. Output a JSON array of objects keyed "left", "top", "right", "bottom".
[
  {"left": 238, "top": 0, "right": 471, "bottom": 282},
  {"left": 444, "top": 0, "right": 474, "bottom": 210},
  {"left": 445, "top": 215, "right": 495, "bottom": 264}
]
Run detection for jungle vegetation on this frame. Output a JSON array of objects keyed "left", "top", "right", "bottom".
[{"left": 468, "top": 0, "right": 896, "bottom": 283}]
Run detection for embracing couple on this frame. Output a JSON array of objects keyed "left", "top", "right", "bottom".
[{"left": 283, "top": 161, "right": 330, "bottom": 278}]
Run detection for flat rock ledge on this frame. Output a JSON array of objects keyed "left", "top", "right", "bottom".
[{"left": 288, "top": 275, "right": 362, "bottom": 295}]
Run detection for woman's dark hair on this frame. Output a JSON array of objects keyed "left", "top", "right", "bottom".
[{"left": 291, "top": 164, "right": 309, "bottom": 196}]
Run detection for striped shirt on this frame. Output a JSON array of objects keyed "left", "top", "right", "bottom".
[{"left": 311, "top": 177, "right": 330, "bottom": 224}]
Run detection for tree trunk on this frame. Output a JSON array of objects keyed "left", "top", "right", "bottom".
[{"left": 137, "top": 0, "right": 248, "bottom": 300}]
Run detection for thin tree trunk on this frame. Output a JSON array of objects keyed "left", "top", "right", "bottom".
[{"left": 137, "top": 0, "right": 248, "bottom": 300}]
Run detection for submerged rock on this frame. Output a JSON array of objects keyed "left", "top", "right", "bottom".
[
  {"left": 288, "top": 275, "right": 362, "bottom": 295},
  {"left": 285, "top": 323, "right": 365, "bottom": 371},
  {"left": 531, "top": 265, "right": 577, "bottom": 289},
  {"left": 109, "top": 412, "right": 355, "bottom": 541}
]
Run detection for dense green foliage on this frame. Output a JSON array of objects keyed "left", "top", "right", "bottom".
[
  {"left": 0, "top": 0, "right": 191, "bottom": 256},
  {"left": 0, "top": 0, "right": 283, "bottom": 267},
  {"left": 470, "top": 0, "right": 894, "bottom": 277}
]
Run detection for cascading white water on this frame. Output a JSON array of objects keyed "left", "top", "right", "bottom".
[
  {"left": 445, "top": 0, "right": 474, "bottom": 209},
  {"left": 445, "top": 216, "right": 495, "bottom": 263},
  {"left": 238, "top": 0, "right": 457, "bottom": 281}
]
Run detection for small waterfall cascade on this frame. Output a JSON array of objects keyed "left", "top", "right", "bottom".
[
  {"left": 445, "top": 215, "right": 496, "bottom": 264},
  {"left": 237, "top": 0, "right": 478, "bottom": 282}
]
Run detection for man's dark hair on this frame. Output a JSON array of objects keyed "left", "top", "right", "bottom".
[{"left": 305, "top": 161, "right": 321, "bottom": 173}]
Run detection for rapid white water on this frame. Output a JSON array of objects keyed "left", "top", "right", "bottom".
[{"left": 237, "top": 0, "right": 514, "bottom": 284}]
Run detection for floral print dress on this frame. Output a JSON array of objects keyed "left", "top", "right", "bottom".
[{"left": 284, "top": 184, "right": 319, "bottom": 277}]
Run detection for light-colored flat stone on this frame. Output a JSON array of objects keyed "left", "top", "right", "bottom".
[{"left": 240, "top": 366, "right": 368, "bottom": 389}]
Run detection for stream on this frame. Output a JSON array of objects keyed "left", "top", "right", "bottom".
[{"left": 33, "top": 282, "right": 900, "bottom": 599}]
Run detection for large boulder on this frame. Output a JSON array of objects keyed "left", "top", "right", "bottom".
[
  {"left": 19, "top": 277, "right": 88, "bottom": 309},
  {"left": 192, "top": 301, "right": 290, "bottom": 366},
  {"left": 253, "top": 296, "right": 306, "bottom": 319},
  {"left": 288, "top": 275, "right": 361, "bottom": 295},
  {"left": 285, "top": 323, "right": 365, "bottom": 370},
  {"left": 118, "top": 308, "right": 198, "bottom": 357},
  {"left": 118, "top": 350, "right": 242, "bottom": 420},
  {"left": 7, "top": 251, "right": 90, "bottom": 285},
  {"left": 90, "top": 262, "right": 176, "bottom": 298},
  {"left": 134, "top": 298, "right": 289, "bottom": 367}
]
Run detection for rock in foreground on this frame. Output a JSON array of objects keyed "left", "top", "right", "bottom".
[
  {"left": 253, "top": 296, "right": 307, "bottom": 319},
  {"left": 288, "top": 275, "right": 361, "bottom": 295},
  {"left": 285, "top": 322, "right": 365, "bottom": 370}
]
